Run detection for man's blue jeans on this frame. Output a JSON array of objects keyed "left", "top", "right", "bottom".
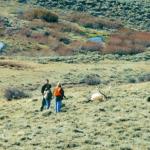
[
  {"left": 40, "top": 98, "right": 51, "bottom": 111},
  {"left": 45, "top": 99, "right": 51, "bottom": 109}
]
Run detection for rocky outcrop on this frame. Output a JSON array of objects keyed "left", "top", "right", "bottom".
[{"left": 33, "top": 0, "right": 150, "bottom": 31}]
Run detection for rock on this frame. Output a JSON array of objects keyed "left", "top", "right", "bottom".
[
  {"left": 0, "top": 42, "right": 5, "bottom": 53},
  {"left": 32, "top": 98, "right": 38, "bottom": 102},
  {"left": 42, "top": 110, "right": 52, "bottom": 116},
  {"left": 74, "top": 128, "right": 84, "bottom": 133},
  {"left": 88, "top": 36, "right": 104, "bottom": 43}
]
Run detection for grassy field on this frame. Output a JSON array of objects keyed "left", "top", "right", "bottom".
[
  {"left": 0, "top": 57, "right": 150, "bottom": 150},
  {"left": 0, "top": 0, "right": 150, "bottom": 149}
]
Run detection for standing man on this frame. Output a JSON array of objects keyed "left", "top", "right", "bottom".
[
  {"left": 53, "top": 82, "right": 65, "bottom": 113},
  {"left": 40, "top": 79, "right": 52, "bottom": 111}
]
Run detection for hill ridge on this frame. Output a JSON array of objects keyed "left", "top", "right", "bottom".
[{"left": 32, "top": 0, "right": 150, "bottom": 31}]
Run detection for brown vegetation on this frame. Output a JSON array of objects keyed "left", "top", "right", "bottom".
[
  {"left": 22, "top": 8, "right": 58, "bottom": 23},
  {"left": 103, "top": 29, "right": 150, "bottom": 55},
  {"left": 80, "top": 41, "right": 103, "bottom": 52},
  {"left": 64, "top": 12, "right": 123, "bottom": 29}
]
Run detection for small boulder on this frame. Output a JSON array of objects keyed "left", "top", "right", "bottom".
[
  {"left": 42, "top": 110, "right": 52, "bottom": 117},
  {"left": 0, "top": 42, "right": 5, "bottom": 53}
]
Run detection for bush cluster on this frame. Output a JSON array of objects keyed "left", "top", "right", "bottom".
[
  {"left": 23, "top": 8, "right": 58, "bottom": 23},
  {"left": 138, "top": 73, "right": 150, "bottom": 83},
  {"left": 4, "top": 88, "right": 29, "bottom": 101},
  {"left": 128, "top": 73, "right": 150, "bottom": 83},
  {"left": 103, "top": 29, "right": 150, "bottom": 55},
  {"left": 80, "top": 74, "right": 101, "bottom": 85}
]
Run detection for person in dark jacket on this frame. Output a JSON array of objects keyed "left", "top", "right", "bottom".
[{"left": 40, "top": 79, "right": 52, "bottom": 111}]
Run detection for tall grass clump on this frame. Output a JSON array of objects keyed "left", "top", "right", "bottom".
[
  {"left": 4, "top": 88, "right": 29, "bottom": 101},
  {"left": 23, "top": 8, "right": 58, "bottom": 23},
  {"left": 80, "top": 74, "right": 101, "bottom": 85}
]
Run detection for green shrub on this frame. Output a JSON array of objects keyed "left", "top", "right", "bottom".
[
  {"left": 80, "top": 74, "right": 101, "bottom": 85},
  {"left": 147, "top": 97, "right": 150, "bottom": 102},
  {"left": 127, "top": 77, "right": 137, "bottom": 83},
  {"left": 127, "top": 73, "right": 150, "bottom": 83},
  {"left": 137, "top": 73, "right": 150, "bottom": 82},
  {"left": 59, "top": 37, "right": 71, "bottom": 44}
]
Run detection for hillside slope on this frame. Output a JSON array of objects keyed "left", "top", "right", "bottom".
[
  {"left": 33, "top": 0, "right": 150, "bottom": 31},
  {"left": 0, "top": 58, "right": 150, "bottom": 150}
]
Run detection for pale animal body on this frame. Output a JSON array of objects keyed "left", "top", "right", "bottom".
[{"left": 90, "top": 92, "right": 106, "bottom": 102}]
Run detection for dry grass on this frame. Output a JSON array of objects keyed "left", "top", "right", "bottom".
[{"left": 0, "top": 57, "right": 149, "bottom": 149}]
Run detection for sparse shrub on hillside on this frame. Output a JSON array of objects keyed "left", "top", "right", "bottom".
[
  {"left": 23, "top": 8, "right": 58, "bottom": 23},
  {"left": 60, "top": 23, "right": 85, "bottom": 35},
  {"left": 137, "top": 73, "right": 150, "bottom": 83},
  {"left": 103, "top": 46, "right": 144, "bottom": 55},
  {"left": 0, "top": 19, "right": 6, "bottom": 36},
  {"left": 0, "top": 17, "right": 12, "bottom": 27},
  {"left": 44, "top": 31, "right": 50, "bottom": 36},
  {"left": 127, "top": 77, "right": 137, "bottom": 83},
  {"left": 31, "top": 32, "right": 48, "bottom": 44},
  {"left": 59, "top": 37, "right": 71, "bottom": 44},
  {"left": 4, "top": 88, "right": 29, "bottom": 100},
  {"left": 127, "top": 73, "right": 150, "bottom": 83},
  {"left": 53, "top": 44, "right": 73, "bottom": 55},
  {"left": 20, "top": 28, "right": 32, "bottom": 37},
  {"left": 80, "top": 74, "right": 101, "bottom": 85}
]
